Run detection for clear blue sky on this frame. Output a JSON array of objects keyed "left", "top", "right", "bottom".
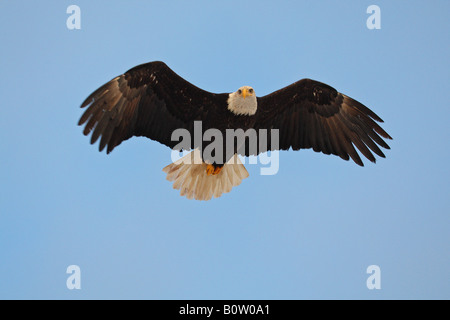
[{"left": 0, "top": 1, "right": 449, "bottom": 299}]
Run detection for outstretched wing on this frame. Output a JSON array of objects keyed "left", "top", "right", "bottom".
[
  {"left": 254, "top": 79, "right": 392, "bottom": 166},
  {"left": 78, "top": 61, "right": 227, "bottom": 153}
]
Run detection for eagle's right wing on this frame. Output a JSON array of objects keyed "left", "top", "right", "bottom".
[{"left": 78, "top": 61, "right": 226, "bottom": 153}]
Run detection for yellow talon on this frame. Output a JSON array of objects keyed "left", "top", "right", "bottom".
[
  {"left": 206, "top": 164, "right": 215, "bottom": 176},
  {"left": 213, "top": 166, "right": 223, "bottom": 175},
  {"left": 206, "top": 164, "right": 223, "bottom": 176}
]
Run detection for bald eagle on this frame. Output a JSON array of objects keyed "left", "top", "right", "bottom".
[{"left": 78, "top": 61, "right": 392, "bottom": 200}]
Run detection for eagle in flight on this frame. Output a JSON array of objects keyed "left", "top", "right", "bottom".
[{"left": 78, "top": 61, "right": 392, "bottom": 200}]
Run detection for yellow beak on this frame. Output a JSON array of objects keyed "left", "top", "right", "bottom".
[{"left": 242, "top": 88, "right": 249, "bottom": 99}]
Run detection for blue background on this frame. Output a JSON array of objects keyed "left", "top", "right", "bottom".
[{"left": 0, "top": 1, "right": 448, "bottom": 299}]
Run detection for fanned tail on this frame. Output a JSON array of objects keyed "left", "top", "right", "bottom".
[{"left": 162, "top": 149, "right": 249, "bottom": 200}]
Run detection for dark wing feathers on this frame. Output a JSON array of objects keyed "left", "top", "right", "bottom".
[
  {"left": 79, "top": 62, "right": 391, "bottom": 166},
  {"left": 254, "top": 79, "right": 392, "bottom": 166},
  {"left": 78, "top": 61, "right": 225, "bottom": 153}
]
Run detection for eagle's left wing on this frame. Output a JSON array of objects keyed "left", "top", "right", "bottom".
[{"left": 253, "top": 79, "right": 392, "bottom": 166}]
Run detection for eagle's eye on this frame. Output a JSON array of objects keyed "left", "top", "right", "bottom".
[
  {"left": 249, "top": 88, "right": 254, "bottom": 93},
  {"left": 238, "top": 89, "right": 242, "bottom": 95}
]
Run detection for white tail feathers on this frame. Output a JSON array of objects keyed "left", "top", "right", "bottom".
[{"left": 162, "top": 149, "right": 249, "bottom": 200}]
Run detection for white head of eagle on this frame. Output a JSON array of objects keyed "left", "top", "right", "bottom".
[{"left": 227, "top": 86, "right": 257, "bottom": 116}]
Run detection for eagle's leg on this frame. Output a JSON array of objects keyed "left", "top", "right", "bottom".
[{"left": 206, "top": 163, "right": 224, "bottom": 176}]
